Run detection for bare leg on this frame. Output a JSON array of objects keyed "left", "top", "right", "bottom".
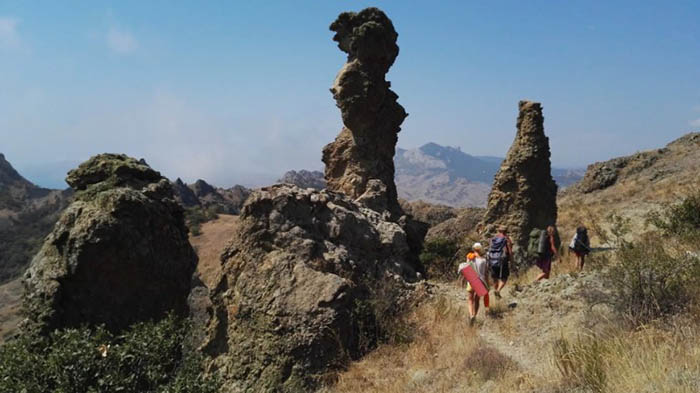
[
  {"left": 536, "top": 271, "right": 549, "bottom": 281},
  {"left": 467, "top": 291, "right": 476, "bottom": 318},
  {"left": 579, "top": 255, "right": 586, "bottom": 271},
  {"left": 474, "top": 295, "right": 480, "bottom": 316}
]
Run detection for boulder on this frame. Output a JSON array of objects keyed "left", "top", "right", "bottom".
[
  {"left": 481, "top": 101, "right": 558, "bottom": 264},
  {"left": 22, "top": 154, "right": 197, "bottom": 334},
  {"left": 202, "top": 184, "right": 422, "bottom": 392}
]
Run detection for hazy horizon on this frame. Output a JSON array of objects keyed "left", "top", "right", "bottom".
[{"left": 2, "top": 1, "right": 699, "bottom": 188}]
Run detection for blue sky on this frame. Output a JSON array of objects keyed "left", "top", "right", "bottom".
[{"left": 1, "top": 1, "right": 699, "bottom": 188}]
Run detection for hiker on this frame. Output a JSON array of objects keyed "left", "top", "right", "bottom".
[
  {"left": 487, "top": 225, "right": 512, "bottom": 298},
  {"left": 459, "top": 243, "right": 490, "bottom": 325},
  {"left": 569, "top": 225, "right": 590, "bottom": 270},
  {"left": 535, "top": 225, "right": 559, "bottom": 281}
]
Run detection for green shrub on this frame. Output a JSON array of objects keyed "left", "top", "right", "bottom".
[
  {"left": 606, "top": 234, "right": 700, "bottom": 325},
  {"left": 0, "top": 315, "right": 219, "bottom": 393},
  {"left": 647, "top": 189, "right": 700, "bottom": 239},
  {"left": 184, "top": 206, "right": 219, "bottom": 237},
  {"left": 419, "top": 238, "right": 459, "bottom": 281}
]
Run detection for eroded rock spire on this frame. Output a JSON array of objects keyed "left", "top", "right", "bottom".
[
  {"left": 322, "top": 7, "right": 407, "bottom": 215},
  {"left": 481, "top": 101, "right": 558, "bottom": 264}
]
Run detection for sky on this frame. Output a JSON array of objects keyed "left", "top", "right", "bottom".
[{"left": 1, "top": 1, "right": 699, "bottom": 189}]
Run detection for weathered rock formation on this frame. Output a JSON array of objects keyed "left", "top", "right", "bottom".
[
  {"left": 202, "top": 184, "right": 422, "bottom": 392},
  {"left": 322, "top": 7, "right": 407, "bottom": 216},
  {"left": 198, "top": 9, "right": 428, "bottom": 392},
  {"left": 23, "top": 154, "right": 197, "bottom": 334},
  {"left": 481, "top": 101, "right": 558, "bottom": 262},
  {"left": 277, "top": 169, "right": 326, "bottom": 190}
]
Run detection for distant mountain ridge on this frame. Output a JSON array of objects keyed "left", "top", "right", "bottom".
[
  {"left": 395, "top": 143, "right": 584, "bottom": 207},
  {"left": 278, "top": 142, "right": 584, "bottom": 208},
  {"left": 0, "top": 153, "right": 73, "bottom": 283}
]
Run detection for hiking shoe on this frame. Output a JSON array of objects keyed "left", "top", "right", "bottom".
[
  {"left": 494, "top": 290, "right": 502, "bottom": 299},
  {"left": 469, "top": 316, "right": 476, "bottom": 326}
]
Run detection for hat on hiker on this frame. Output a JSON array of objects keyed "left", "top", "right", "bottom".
[
  {"left": 472, "top": 242, "right": 483, "bottom": 251},
  {"left": 498, "top": 225, "right": 508, "bottom": 233}
]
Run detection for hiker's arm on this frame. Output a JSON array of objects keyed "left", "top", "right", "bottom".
[{"left": 549, "top": 235, "right": 558, "bottom": 258}]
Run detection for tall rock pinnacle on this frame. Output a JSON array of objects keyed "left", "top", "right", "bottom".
[
  {"left": 322, "top": 7, "right": 407, "bottom": 215},
  {"left": 481, "top": 101, "right": 558, "bottom": 263}
]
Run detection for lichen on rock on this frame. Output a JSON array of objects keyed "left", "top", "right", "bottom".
[
  {"left": 481, "top": 101, "right": 558, "bottom": 264},
  {"left": 22, "top": 153, "right": 197, "bottom": 334},
  {"left": 202, "top": 184, "right": 422, "bottom": 392}
]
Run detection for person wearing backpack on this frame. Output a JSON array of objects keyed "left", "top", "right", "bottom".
[
  {"left": 488, "top": 225, "right": 512, "bottom": 298},
  {"left": 569, "top": 225, "right": 591, "bottom": 270},
  {"left": 535, "top": 225, "right": 559, "bottom": 281}
]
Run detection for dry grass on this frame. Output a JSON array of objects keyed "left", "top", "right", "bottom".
[
  {"left": 188, "top": 214, "right": 238, "bottom": 288},
  {"left": 0, "top": 279, "right": 23, "bottom": 343},
  {"left": 554, "top": 318, "right": 700, "bottom": 393},
  {"left": 320, "top": 295, "right": 524, "bottom": 393}
]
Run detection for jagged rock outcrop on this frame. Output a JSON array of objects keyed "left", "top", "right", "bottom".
[
  {"left": 201, "top": 184, "right": 423, "bottom": 392},
  {"left": 172, "top": 177, "right": 200, "bottom": 207},
  {"left": 277, "top": 169, "right": 326, "bottom": 190},
  {"left": 322, "top": 7, "right": 407, "bottom": 216},
  {"left": 481, "top": 101, "right": 558, "bottom": 263},
  {"left": 172, "top": 178, "right": 250, "bottom": 214},
  {"left": 22, "top": 154, "right": 197, "bottom": 334}
]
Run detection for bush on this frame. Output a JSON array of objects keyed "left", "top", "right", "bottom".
[
  {"left": 606, "top": 234, "right": 700, "bottom": 325},
  {"left": 647, "top": 189, "right": 700, "bottom": 239},
  {"left": 184, "top": 206, "right": 219, "bottom": 237},
  {"left": 419, "top": 238, "right": 459, "bottom": 281},
  {"left": 0, "top": 315, "right": 219, "bottom": 393}
]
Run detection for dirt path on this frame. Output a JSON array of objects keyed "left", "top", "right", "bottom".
[{"left": 438, "top": 269, "right": 610, "bottom": 381}]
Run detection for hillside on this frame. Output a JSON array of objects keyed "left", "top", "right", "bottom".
[
  {"left": 0, "top": 154, "right": 72, "bottom": 283},
  {"left": 557, "top": 132, "right": 700, "bottom": 239}
]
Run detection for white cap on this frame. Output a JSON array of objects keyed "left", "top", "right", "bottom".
[{"left": 473, "top": 242, "right": 483, "bottom": 251}]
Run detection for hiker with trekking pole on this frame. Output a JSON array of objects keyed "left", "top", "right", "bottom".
[
  {"left": 487, "top": 225, "right": 513, "bottom": 298},
  {"left": 569, "top": 225, "right": 591, "bottom": 271}
]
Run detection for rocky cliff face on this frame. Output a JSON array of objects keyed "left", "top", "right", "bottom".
[
  {"left": 202, "top": 184, "right": 422, "bottom": 392},
  {"left": 22, "top": 154, "right": 197, "bottom": 334},
  {"left": 322, "top": 7, "right": 407, "bottom": 216},
  {"left": 481, "top": 101, "right": 558, "bottom": 262}
]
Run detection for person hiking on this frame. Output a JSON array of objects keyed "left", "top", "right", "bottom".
[
  {"left": 458, "top": 243, "right": 490, "bottom": 326},
  {"left": 535, "top": 225, "right": 559, "bottom": 281},
  {"left": 488, "top": 225, "right": 512, "bottom": 298},
  {"left": 569, "top": 225, "right": 591, "bottom": 270}
]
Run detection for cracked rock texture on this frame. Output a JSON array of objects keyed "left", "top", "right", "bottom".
[
  {"left": 481, "top": 101, "right": 558, "bottom": 264},
  {"left": 202, "top": 184, "right": 422, "bottom": 392},
  {"left": 322, "top": 7, "right": 407, "bottom": 216},
  {"left": 22, "top": 154, "right": 197, "bottom": 334}
]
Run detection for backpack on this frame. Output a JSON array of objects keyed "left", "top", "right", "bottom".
[
  {"left": 527, "top": 228, "right": 546, "bottom": 257},
  {"left": 488, "top": 236, "right": 509, "bottom": 267},
  {"left": 570, "top": 227, "right": 590, "bottom": 253}
]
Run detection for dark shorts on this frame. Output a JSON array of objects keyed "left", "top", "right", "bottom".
[
  {"left": 536, "top": 257, "right": 552, "bottom": 274},
  {"left": 490, "top": 262, "right": 510, "bottom": 281}
]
